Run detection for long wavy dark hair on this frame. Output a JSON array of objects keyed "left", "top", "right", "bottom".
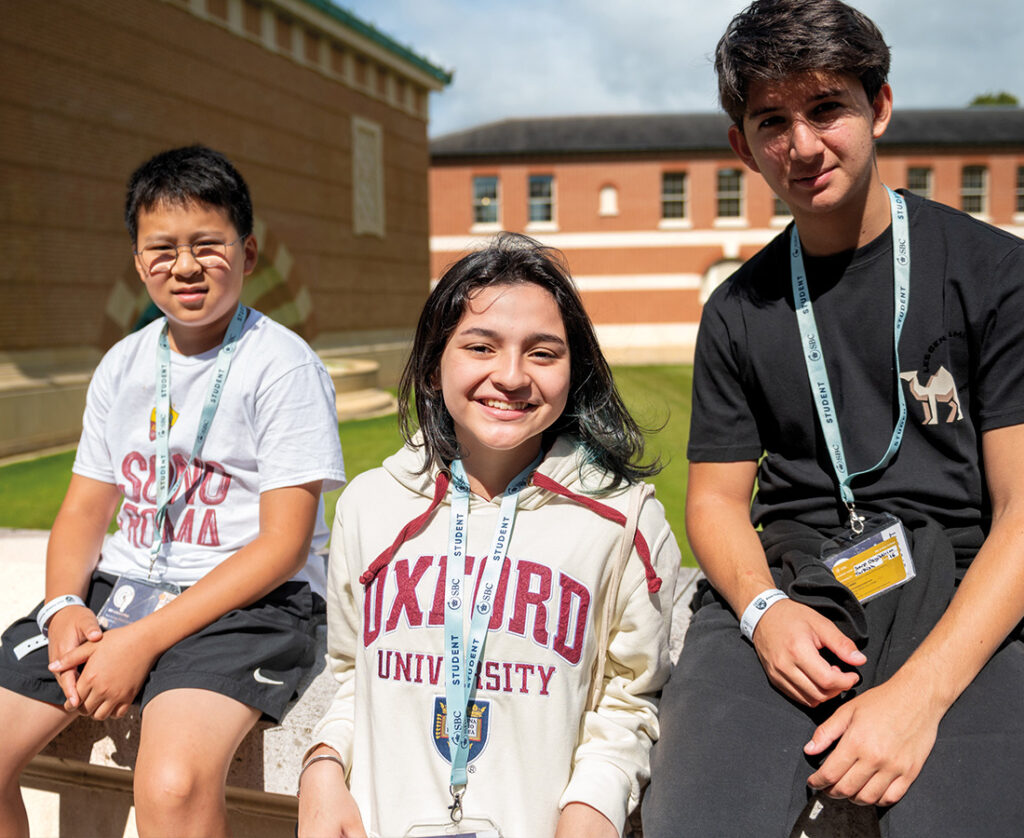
[{"left": 398, "top": 232, "right": 659, "bottom": 487}]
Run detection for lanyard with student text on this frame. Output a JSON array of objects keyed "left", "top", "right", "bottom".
[
  {"left": 150, "top": 303, "right": 248, "bottom": 574},
  {"left": 790, "top": 187, "right": 909, "bottom": 534},
  {"left": 443, "top": 452, "right": 542, "bottom": 817}
]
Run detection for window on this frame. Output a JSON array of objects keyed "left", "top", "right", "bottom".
[
  {"left": 473, "top": 176, "right": 499, "bottom": 224},
  {"left": 907, "top": 167, "right": 932, "bottom": 200},
  {"left": 961, "top": 165, "right": 987, "bottom": 214},
  {"left": 717, "top": 168, "right": 743, "bottom": 218},
  {"left": 773, "top": 195, "right": 791, "bottom": 217},
  {"left": 661, "top": 172, "right": 687, "bottom": 219},
  {"left": 1017, "top": 166, "right": 1024, "bottom": 214},
  {"left": 599, "top": 185, "right": 619, "bottom": 216},
  {"left": 528, "top": 175, "right": 554, "bottom": 223}
]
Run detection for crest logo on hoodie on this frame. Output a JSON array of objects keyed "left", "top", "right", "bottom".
[{"left": 433, "top": 696, "right": 490, "bottom": 765}]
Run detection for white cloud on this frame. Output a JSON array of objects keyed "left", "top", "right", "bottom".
[{"left": 336, "top": 0, "right": 1024, "bottom": 136}]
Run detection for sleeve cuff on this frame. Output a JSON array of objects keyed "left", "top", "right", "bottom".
[{"left": 559, "top": 759, "right": 633, "bottom": 836}]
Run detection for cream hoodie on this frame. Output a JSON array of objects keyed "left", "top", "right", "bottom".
[{"left": 311, "top": 435, "right": 680, "bottom": 837}]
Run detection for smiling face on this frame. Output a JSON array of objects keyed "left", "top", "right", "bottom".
[
  {"left": 729, "top": 70, "right": 892, "bottom": 242},
  {"left": 133, "top": 200, "right": 257, "bottom": 355},
  {"left": 439, "top": 282, "right": 571, "bottom": 485}
]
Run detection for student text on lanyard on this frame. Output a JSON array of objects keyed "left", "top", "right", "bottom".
[
  {"left": 443, "top": 452, "right": 542, "bottom": 823},
  {"left": 149, "top": 303, "right": 248, "bottom": 577},
  {"left": 790, "top": 186, "right": 910, "bottom": 534}
]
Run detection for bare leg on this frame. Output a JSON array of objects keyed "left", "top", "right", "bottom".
[
  {"left": 0, "top": 687, "right": 77, "bottom": 838},
  {"left": 133, "top": 689, "right": 260, "bottom": 838}
]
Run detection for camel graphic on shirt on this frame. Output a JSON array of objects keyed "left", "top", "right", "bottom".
[{"left": 899, "top": 366, "right": 963, "bottom": 425}]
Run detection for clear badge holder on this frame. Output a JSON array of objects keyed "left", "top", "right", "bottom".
[
  {"left": 96, "top": 576, "right": 181, "bottom": 629},
  {"left": 820, "top": 512, "right": 916, "bottom": 603},
  {"left": 403, "top": 817, "right": 502, "bottom": 837}
]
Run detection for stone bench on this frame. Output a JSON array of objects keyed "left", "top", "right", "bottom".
[{"left": 3, "top": 529, "right": 872, "bottom": 837}]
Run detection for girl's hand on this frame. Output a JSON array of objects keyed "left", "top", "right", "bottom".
[
  {"left": 298, "top": 752, "right": 367, "bottom": 838},
  {"left": 554, "top": 802, "right": 618, "bottom": 838},
  {"left": 751, "top": 598, "right": 865, "bottom": 706},
  {"left": 49, "top": 625, "right": 158, "bottom": 720},
  {"left": 46, "top": 604, "right": 103, "bottom": 709}
]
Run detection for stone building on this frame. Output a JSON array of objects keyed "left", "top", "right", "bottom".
[
  {"left": 430, "top": 108, "right": 1024, "bottom": 363},
  {"left": 1, "top": 0, "right": 450, "bottom": 457}
]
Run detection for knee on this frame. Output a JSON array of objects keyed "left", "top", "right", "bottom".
[{"left": 133, "top": 756, "right": 223, "bottom": 818}]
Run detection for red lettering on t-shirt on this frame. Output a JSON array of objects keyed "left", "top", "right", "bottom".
[
  {"left": 173, "top": 508, "right": 195, "bottom": 544},
  {"left": 196, "top": 509, "right": 220, "bottom": 546},
  {"left": 120, "top": 452, "right": 146, "bottom": 503},
  {"left": 198, "top": 460, "right": 231, "bottom": 505}
]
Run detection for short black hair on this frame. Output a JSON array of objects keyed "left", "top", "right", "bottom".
[
  {"left": 398, "top": 232, "right": 659, "bottom": 488},
  {"left": 715, "top": 0, "right": 890, "bottom": 125},
  {"left": 124, "top": 145, "right": 253, "bottom": 242}
]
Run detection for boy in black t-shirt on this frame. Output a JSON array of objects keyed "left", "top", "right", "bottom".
[{"left": 643, "top": 2, "right": 1024, "bottom": 835}]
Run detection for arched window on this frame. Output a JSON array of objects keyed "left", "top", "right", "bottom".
[{"left": 599, "top": 184, "right": 619, "bottom": 217}]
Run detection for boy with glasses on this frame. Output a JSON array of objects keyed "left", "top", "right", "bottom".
[
  {"left": 643, "top": 1, "right": 1024, "bottom": 835},
  {"left": 0, "top": 145, "right": 345, "bottom": 836}
]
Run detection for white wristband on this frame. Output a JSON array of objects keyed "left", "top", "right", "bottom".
[
  {"left": 36, "top": 594, "right": 87, "bottom": 636},
  {"left": 739, "top": 588, "right": 788, "bottom": 641}
]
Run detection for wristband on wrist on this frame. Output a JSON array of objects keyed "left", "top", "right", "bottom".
[
  {"left": 739, "top": 588, "right": 789, "bottom": 641},
  {"left": 36, "top": 594, "right": 87, "bottom": 636},
  {"left": 296, "top": 751, "right": 345, "bottom": 798}
]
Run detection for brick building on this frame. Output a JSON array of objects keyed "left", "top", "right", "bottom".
[
  {"left": 430, "top": 108, "right": 1024, "bottom": 363},
  {"left": 1, "top": 0, "right": 450, "bottom": 456}
]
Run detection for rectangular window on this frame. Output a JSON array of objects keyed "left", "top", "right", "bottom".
[
  {"left": 1017, "top": 166, "right": 1024, "bottom": 214},
  {"left": 717, "top": 168, "right": 743, "bottom": 218},
  {"left": 661, "top": 172, "right": 687, "bottom": 219},
  {"left": 473, "top": 176, "right": 499, "bottom": 224},
  {"left": 961, "top": 165, "right": 987, "bottom": 214},
  {"left": 528, "top": 175, "right": 554, "bottom": 223},
  {"left": 773, "top": 195, "right": 791, "bottom": 217},
  {"left": 907, "top": 167, "right": 932, "bottom": 200}
]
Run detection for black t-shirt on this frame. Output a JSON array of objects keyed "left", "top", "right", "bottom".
[{"left": 689, "top": 191, "right": 1024, "bottom": 531}]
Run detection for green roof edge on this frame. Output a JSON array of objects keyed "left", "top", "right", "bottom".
[{"left": 300, "top": 0, "right": 453, "bottom": 85}]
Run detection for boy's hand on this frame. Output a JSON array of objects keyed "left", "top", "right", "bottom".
[
  {"left": 46, "top": 605, "right": 104, "bottom": 709},
  {"left": 555, "top": 802, "right": 619, "bottom": 838},
  {"left": 49, "top": 625, "right": 158, "bottom": 720},
  {"left": 804, "top": 675, "right": 942, "bottom": 805},
  {"left": 751, "top": 599, "right": 865, "bottom": 706}
]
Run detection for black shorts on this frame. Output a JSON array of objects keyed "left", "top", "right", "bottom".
[{"left": 0, "top": 571, "right": 324, "bottom": 721}]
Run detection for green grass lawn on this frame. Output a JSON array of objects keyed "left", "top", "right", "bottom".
[{"left": 0, "top": 365, "right": 695, "bottom": 565}]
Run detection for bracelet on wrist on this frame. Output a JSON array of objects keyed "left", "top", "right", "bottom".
[
  {"left": 296, "top": 752, "right": 345, "bottom": 798},
  {"left": 739, "top": 588, "right": 789, "bottom": 641},
  {"left": 36, "top": 594, "right": 87, "bottom": 637}
]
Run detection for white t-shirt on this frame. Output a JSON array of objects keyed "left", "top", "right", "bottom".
[{"left": 73, "top": 311, "right": 345, "bottom": 596}]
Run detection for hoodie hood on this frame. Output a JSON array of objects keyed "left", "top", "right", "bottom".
[
  {"left": 363, "top": 432, "right": 661, "bottom": 593},
  {"left": 382, "top": 432, "right": 626, "bottom": 511}
]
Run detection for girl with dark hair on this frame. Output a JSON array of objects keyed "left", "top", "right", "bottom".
[{"left": 299, "top": 233, "right": 679, "bottom": 838}]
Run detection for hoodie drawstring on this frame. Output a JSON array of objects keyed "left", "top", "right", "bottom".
[
  {"left": 359, "top": 469, "right": 662, "bottom": 594},
  {"left": 359, "top": 470, "right": 450, "bottom": 587},
  {"left": 530, "top": 472, "right": 662, "bottom": 593}
]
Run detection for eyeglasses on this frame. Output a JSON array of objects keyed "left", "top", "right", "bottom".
[{"left": 135, "top": 234, "right": 247, "bottom": 277}]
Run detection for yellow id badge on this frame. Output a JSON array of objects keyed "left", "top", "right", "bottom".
[{"left": 820, "top": 513, "right": 915, "bottom": 603}]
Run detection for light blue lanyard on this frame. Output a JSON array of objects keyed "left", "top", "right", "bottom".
[
  {"left": 444, "top": 453, "right": 541, "bottom": 797},
  {"left": 790, "top": 187, "right": 910, "bottom": 533},
  {"left": 150, "top": 304, "right": 248, "bottom": 573}
]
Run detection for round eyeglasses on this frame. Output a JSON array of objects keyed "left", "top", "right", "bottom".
[{"left": 135, "top": 234, "right": 247, "bottom": 277}]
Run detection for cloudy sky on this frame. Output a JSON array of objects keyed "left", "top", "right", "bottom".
[{"left": 337, "top": 0, "right": 1024, "bottom": 138}]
